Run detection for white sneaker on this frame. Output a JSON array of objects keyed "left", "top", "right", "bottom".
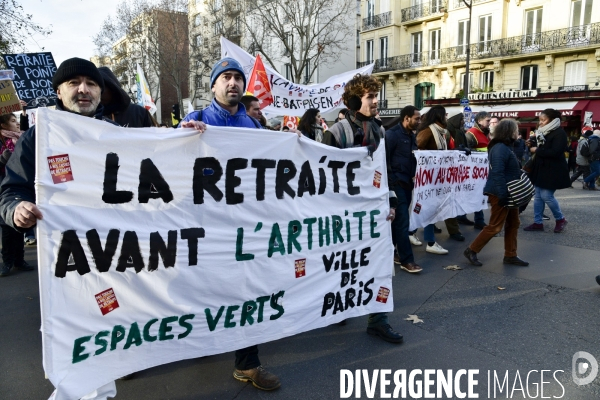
[
  {"left": 408, "top": 234, "right": 422, "bottom": 246},
  {"left": 426, "top": 242, "right": 448, "bottom": 255}
]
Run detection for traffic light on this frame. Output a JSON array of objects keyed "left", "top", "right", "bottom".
[{"left": 171, "top": 104, "right": 181, "bottom": 126}]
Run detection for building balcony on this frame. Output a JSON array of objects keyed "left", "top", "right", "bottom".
[
  {"left": 362, "top": 11, "right": 391, "bottom": 31},
  {"left": 359, "top": 23, "right": 600, "bottom": 73},
  {"left": 401, "top": 0, "right": 447, "bottom": 24},
  {"left": 453, "top": 0, "right": 488, "bottom": 9}
]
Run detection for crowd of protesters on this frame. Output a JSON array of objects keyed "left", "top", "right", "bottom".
[{"left": 0, "top": 55, "right": 598, "bottom": 397}]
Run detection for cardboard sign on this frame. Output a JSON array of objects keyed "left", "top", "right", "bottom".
[
  {"left": 0, "top": 80, "right": 22, "bottom": 114},
  {"left": 2, "top": 52, "right": 57, "bottom": 107},
  {"left": 34, "top": 108, "right": 394, "bottom": 400}
]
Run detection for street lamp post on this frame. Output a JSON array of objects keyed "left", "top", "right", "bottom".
[{"left": 463, "top": 0, "right": 472, "bottom": 99}]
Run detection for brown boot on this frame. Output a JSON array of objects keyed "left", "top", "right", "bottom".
[{"left": 233, "top": 366, "right": 281, "bottom": 391}]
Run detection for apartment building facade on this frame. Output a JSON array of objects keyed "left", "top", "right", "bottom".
[{"left": 359, "top": 0, "right": 600, "bottom": 132}]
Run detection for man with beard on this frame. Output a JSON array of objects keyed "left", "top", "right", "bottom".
[
  {"left": 385, "top": 105, "right": 423, "bottom": 274},
  {"left": 179, "top": 58, "right": 280, "bottom": 391},
  {"left": 0, "top": 58, "right": 115, "bottom": 234},
  {"left": 321, "top": 74, "right": 404, "bottom": 343}
]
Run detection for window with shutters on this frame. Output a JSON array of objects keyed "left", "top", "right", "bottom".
[
  {"left": 458, "top": 20, "right": 470, "bottom": 56},
  {"left": 564, "top": 61, "right": 587, "bottom": 86},
  {"left": 430, "top": 29, "right": 440, "bottom": 64},
  {"left": 379, "top": 37, "right": 388, "bottom": 67},
  {"left": 523, "top": 8, "right": 542, "bottom": 50},
  {"left": 478, "top": 15, "right": 492, "bottom": 53},
  {"left": 411, "top": 32, "right": 422, "bottom": 66},
  {"left": 480, "top": 71, "right": 494, "bottom": 91},
  {"left": 366, "top": 40, "right": 374, "bottom": 63}
]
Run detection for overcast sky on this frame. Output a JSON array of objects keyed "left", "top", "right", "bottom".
[{"left": 21, "top": 0, "right": 123, "bottom": 65}]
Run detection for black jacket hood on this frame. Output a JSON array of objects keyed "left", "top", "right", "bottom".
[{"left": 98, "top": 67, "right": 133, "bottom": 114}]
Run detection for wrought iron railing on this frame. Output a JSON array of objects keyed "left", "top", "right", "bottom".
[
  {"left": 453, "top": 0, "right": 487, "bottom": 9},
  {"left": 401, "top": 0, "right": 447, "bottom": 23},
  {"left": 360, "top": 23, "right": 600, "bottom": 72},
  {"left": 362, "top": 11, "right": 391, "bottom": 31}
]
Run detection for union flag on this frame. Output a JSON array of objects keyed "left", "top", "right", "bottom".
[{"left": 245, "top": 54, "right": 273, "bottom": 109}]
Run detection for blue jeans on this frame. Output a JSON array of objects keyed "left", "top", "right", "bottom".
[
  {"left": 424, "top": 224, "right": 435, "bottom": 243},
  {"left": 390, "top": 185, "right": 414, "bottom": 264},
  {"left": 533, "top": 186, "right": 564, "bottom": 224},
  {"left": 584, "top": 160, "right": 600, "bottom": 189}
]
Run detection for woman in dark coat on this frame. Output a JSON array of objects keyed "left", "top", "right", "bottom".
[
  {"left": 298, "top": 108, "right": 324, "bottom": 142},
  {"left": 464, "top": 119, "right": 528, "bottom": 266},
  {"left": 523, "top": 109, "right": 570, "bottom": 233}
]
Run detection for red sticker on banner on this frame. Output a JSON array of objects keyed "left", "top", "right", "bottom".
[
  {"left": 373, "top": 171, "right": 382, "bottom": 188},
  {"left": 47, "top": 154, "right": 74, "bottom": 184},
  {"left": 376, "top": 286, "right": 390, "bottom": 303},
  {"left": 295, "top": 258, "right": 306, "bottom": 278},
  {"left": 413, "top": 202, "right": 422, "bottom": 214},
  {"left": 95, "top": 288, "right": 120, "bottom": 315}
]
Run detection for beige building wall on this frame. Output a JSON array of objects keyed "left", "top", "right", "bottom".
[{"left": 359, "top": 0, "right": 600, "bottom": 110}]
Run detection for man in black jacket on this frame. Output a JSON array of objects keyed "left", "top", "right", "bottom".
[
  {"left": 0, "top": 58, "right": 114, "bottom": 235},
  {"left": 386, "top": 106, "right": 423, "bottom": 274},
  {"left": 98, "top": 67, "right": 155, "bottom": 128}
]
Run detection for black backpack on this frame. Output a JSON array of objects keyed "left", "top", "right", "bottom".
[{"left": 588, "top": 136, "right": 600, "bottom": 161}]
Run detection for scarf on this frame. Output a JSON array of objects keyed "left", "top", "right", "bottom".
[
  {"left": 312, "top": 124, "right": 324, "bottom": 143},
  {"left": 1, "top": 129, "right": 23, "bottom": 145},
  {"left": 347, "top": 111, "right": 381, "bottom": 153},
  {"left": 429, "top": 123, "right": 448, "bottom": 150},
  {"left": 534, "top": 118, "right": 561, "bottom": 146}
]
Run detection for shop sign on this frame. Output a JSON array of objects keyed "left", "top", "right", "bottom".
[{"left": 468, "top": 89, "right": 538, "bottom": 101}]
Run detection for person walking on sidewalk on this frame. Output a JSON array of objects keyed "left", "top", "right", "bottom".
[
  {"left": 523, "top": 109, "right": 570, "bottom": 233},
  {"left": 386, "top": 105, "right": 423, "bottom": 274},
  {"left": 582, "top": 130, "right": 600, "bottom": 191},
  {"left": 464, "top": 119, "right": 529, "bottom": 267},
  {"left": 570, "top": 127, "right": 593, "bottom": 187}
]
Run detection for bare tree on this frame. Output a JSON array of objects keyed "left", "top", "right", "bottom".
[
  {"left": 93, "top": 0, "right": 201, "bottom": 123},
  {"left": 241, "top": 0, "right": 354, "bottom": 83},
  {"left": 0, "top": 0, "right": 52, "bottom": 55}
]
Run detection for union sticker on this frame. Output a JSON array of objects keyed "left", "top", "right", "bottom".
[
  {"left": 47, "top": 154, "right": 74, "bottom": 184},
  {"left": 95, "top": 288, "right": 120, "bottom": 315}
]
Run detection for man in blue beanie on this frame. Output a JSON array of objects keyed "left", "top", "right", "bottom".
[
  {"left": 180, "top": 57, "right": 279, "bottom": 391},
  {"left": 180, "top": 57, "right": 260, "bottom": 130}
]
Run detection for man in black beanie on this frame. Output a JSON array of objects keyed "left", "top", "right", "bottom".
[{"left": 0, "top": 57, "right": 116, "bottom": 237}]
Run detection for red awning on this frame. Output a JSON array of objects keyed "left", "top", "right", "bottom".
[{"left": 578, "top": 99, "right": 600, "bottom": 128}]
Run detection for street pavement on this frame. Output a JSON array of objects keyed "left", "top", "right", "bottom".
[{"left": 1, "top": 186, "right": 600, "bottom": 399}]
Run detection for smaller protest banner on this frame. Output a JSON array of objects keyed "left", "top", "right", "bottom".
[
  {"left": 136, "top": 64, "right": 157, "bottom": 115},
  {"left": 0, "top": 80, "right": 22, "bottom": 114},
  {"left": 284, "top": 115, "right": 300, "bottom": 130},
  {"left": 2, "top": 52, "right": 57, "bottom": 107},
  {"left": 246, "top": 54, "right": 273, "bottom": 109},
  {"left": 409, "top": 150, "right": 489, "bottom": 230}
]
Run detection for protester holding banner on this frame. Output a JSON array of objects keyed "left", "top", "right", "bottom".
[
  {"left": 523, "top": 108, "right": 570, "bottom": 233},
  {"left": 98, "top": 67, "right": 155, "bottom": 128},
  {"left": 322, "top": 73, "right": 403, "bottom": 343},
  {"left": 0, "top": 113, "right": 33, "bottom": 277},
  {"left": 459, "top": 111, "right": 490, "bottom": 229},
  {"left": 180, "top": 57, "right": 281, "bottom": 391},
  {"left": 464, "top": 119, "right": 529, "bottom": 267},
  {"left": 446, "top": 111, "right": 468, "bottom": 149},
  {"left": 385, "top": 105, "right": 422, "bottom": 274},
  {"left": 298, "top": 108, "right": 324, "bottom": 142},
  {"left": 416, "top": 105, "right": 465, "bottom": 254}
]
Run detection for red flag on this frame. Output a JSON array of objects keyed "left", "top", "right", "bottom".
[
  {"left": 284, "top": 116, "right": 300, "bottom": 130},
  {"left": 246, "top": 54, "right": 273, "bottom": 109}
]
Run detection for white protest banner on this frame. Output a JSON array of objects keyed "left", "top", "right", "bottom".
[
  {"left": 221, "top": 37, "right": 374, "bottom": 117},
  {"left": 35, "top": 108, "right": 393, "bottom": 399},
  {"left": 409, "top": 150, "right": 489, "bottom": 230}
]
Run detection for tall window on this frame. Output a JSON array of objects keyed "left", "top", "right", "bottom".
[
  {"left": 524, "top": 8, "right": 543, "bottom": 49},
  {"left": 195, "top": 35, "right": 203, "bottom": 47},
  {"left": 459, "top": 72, "right": 473, "bottom": 91},
  {"left": 366, "top": 0, "right": 374, "bottom": 19},
  {"left": 571, "top": 0, "right": 592, "bottom": 26},
  {"left": 478, "top": 15, "right": 492, "bottom": 53},
  {"left": 380, "top": 0, "right": 390, "bottom": 13},
  {"left": 304, "top": 60, "right": 311, "bottom": 83},
  {"left": 480, "top": 71, "right": 494, "bottom": 91},
  {"left": 379, "top": 37, "right": 388, "bottom": 67},
  {"left": 366, "top": 40, "right": 374, "bottom": 63},
  {"left": 379, "top": 82, "right": 386, "bottom": 108},
  {"left": 411, "top": 32, "right": 423, "bottom": 65},
  {"left": 564, "top": 61, "right": 587, "bottom": 86},
  {"left": 285, "top": 64, "right": 293, "bottom": 80},
  {"left": 194, "top": 14, "right": 202, "bottom": 26},
  {"left": 213, "top": 20, "right": 223, "bottom": 36},
  {"left": 213, "top": 0, "right": 222, "bottom": 11},
  {"left": 458, "top": 20, "right": 470, "bottom": 56},
  {"left": 284, "top": 32, "right": 293, "bottom": 56},
  {"left": 521, "top": 66, "right": 538, "bottom": 90},
  {"left": 431, "top": 0, "right": 442, "bottom": 13},
  {"left": 430, "top": 29, "right": 441, "bottom": 64}
]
